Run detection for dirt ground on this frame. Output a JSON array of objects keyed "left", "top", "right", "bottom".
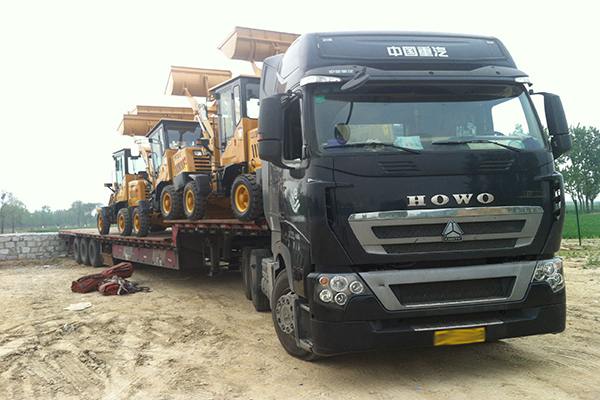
[{"left": 1, "top": 240, "right": 599, "bottom": 400}]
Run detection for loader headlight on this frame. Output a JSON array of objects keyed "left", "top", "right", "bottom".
[
  {"left": 315, "top": 273, "right": 370, "bottom": 307},
  {"left": 532, "top": 258, "right": 565, "bottom": 293},
  {"left": 193, "top": 150, "right": 204, "bottom": 156}
]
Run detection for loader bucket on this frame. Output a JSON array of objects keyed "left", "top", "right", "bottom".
[
  {"left": 119, "top": 105, "right": 195, "bottom": 136},
  {"left": 166, "top": 66, "right": 232, "bottom": 97},
  {"left": 219, "top": 26, "right": 299, "bottom": 62}
]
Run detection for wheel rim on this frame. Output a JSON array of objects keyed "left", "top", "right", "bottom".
[
  {"left": 117, "top": 214, "right": 125, "bottom": 232},
  {"left": 97, "top": 215, "right": 104, "bottom": 232},
  {"left": 185, "top": 190, "right": 195, "bottom": 214},
  {"left": 234, "top": 184, "right": 250, "bottom": 213},
  {"left": 163, "top": 192, "right": 172, "bottom": 214},
  {"left": 275, "top": 292, "right": 295, "bottom": 335},
  {"left": 133, "top": 213, "right": 140, "bottom": 232}
]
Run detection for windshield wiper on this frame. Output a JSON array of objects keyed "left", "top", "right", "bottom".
[
  {"left": 323, "top": 141, "right": 421, "bottom": 154},
  {"left": 431, "top": 138, "right": 522, "bottom": 152}
]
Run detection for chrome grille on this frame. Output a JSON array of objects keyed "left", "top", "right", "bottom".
[{"left": 348, "top": 206, "right": 543, "bottom": 255}]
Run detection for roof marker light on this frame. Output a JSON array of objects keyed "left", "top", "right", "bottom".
[
  {"left": 515, "top": 76, "right": 532, "bottom": 85},
  {"left": 300, "top": 75, "right": 342, "bottom": 86}
]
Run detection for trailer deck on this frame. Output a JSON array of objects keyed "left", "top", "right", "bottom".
[{"left": 59, "top": 219, "right": 269, "bottom": 271}]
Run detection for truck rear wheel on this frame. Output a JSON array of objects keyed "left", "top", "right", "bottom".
[
  {"left": 72, "top": 238, "right": 82, "bottom": 264},
  {"left": 132, "top": 206, "right": 150, "bottom": 237},
  {"left": 272, "top": 271, "right": 319, "bottom": 361},
  {"left": 79, "top": 238, "right": 91, "bottom": 266},
  {"left": 161, "top": 185, "right": 184, "bottom": 220},
  {"left": 183, "top": 181, "right": 205, "bottom": 220},
  {"left": 97, "top": 207, "right": 110, "bottom": 235},
  {"left": 117, "top": 208, "right": 132, "bottom": 236},
  {"left": 231, "top": 174, "right": 262, "bottom": 221},
  {"left": 250, "top": 249, "right": 270, "bottom": 311},
  {"left": 241, "top": 247, "right": 253, "bottom": 300},
  {"left": 88, "top": 239, "right": 103, "bottom": 267}
]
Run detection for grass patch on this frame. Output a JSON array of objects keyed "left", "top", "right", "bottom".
[{"left": 562, "top": 211, "right": 600, "bottom": 239}]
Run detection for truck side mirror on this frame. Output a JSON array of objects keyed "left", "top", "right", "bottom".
[
  {"left": 542, "top": 93, "right": 571, "bottom": 158},
  {"left": 258, "top": 94, "right": 289, "bottom": 169}
]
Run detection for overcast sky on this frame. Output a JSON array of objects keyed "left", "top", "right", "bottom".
[{"left": 0, "top": 0, "right": 598, "bottom": 210}]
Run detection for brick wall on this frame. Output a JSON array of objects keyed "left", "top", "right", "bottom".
[{"left": 0, "top": 233, "right": 68, "bottom": 261}]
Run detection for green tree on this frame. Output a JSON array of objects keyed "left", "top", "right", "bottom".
[{"left": 558, "top": 125, "right": 600, "bottom": 212}]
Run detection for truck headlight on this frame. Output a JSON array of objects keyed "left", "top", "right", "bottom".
[
  {"left": 532, "top": 258, "right": 565, "bottom": 293},
  {"left": 315, "top": 273, "right": 370, "bottom": 307}
]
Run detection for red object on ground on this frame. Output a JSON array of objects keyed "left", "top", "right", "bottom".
[{"left": 71, "top": 262, "right": 134, "bottom": 293}]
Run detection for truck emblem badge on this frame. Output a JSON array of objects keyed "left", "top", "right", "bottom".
[{"left": 442, "top": 221, "right": 463, "bottom": 241}]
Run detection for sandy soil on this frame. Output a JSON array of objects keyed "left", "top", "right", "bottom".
[{"left": 1, "top": 241, "right": 599, "bottom": 400}]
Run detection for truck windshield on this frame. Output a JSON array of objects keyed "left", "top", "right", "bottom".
[
  {"left": 165, "top": 125, "right": 202, "bottom": 149},
  {"left": 313, "top": 83, "right": 545, "bottom": 153}
]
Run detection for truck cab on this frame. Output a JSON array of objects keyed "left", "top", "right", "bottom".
[{"left": 256, "top": 32, "right": 570, "bottom": 358}]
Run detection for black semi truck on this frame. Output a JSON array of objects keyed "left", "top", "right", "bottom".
[
  {"left": 63, "top": 31, "right": 571, "bottom": 360},
  {"left": 254, "top": 32, "right": 570, "bottom": 359}
]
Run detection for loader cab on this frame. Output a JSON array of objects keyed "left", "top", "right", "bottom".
[
  {"left": 212, "top": 76, "right": 260, "bottom": 151},
  {"left": 112, "top": 148, "right": 145, "bottom": 188},
  {"left": 146, "top": 119, "right": 202, "bottom": 176}
]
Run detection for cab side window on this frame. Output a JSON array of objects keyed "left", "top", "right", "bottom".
[
  {"left": 233, "top": 85, "right": 241, "bottom": 124},
  {"left": 283, "top": 98, "right": 303, "bottom": 161},
  {"left": 219, "top": 89, "right": 235, "bottom": 147}
]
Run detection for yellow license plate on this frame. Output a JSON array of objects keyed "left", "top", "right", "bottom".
[{"left": 434, "top": 327, "right": 486, "bottom": 346}]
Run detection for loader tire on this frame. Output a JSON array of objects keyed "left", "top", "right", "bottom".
[
  {"left": 132, "top": 206, "right": 151, "bottom": 237},
  {"left": 160, "top": 185, "right": 184, "bottom": 220},
  {"left": 231, "top": 174, "right": 263, "bottom": 221},
  {"left": 97, "top": 207, "right": 110, "bottom": 235},
  {"left": 117, "top": 208, "right": 132, "bottom": 236},
  {"left": 183, "top": 180, "right": 206, "bottom": 220}
]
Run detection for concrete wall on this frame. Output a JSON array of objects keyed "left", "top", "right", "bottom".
[{"left": 0, "top": 233, "right": 68, "bottom": 261}]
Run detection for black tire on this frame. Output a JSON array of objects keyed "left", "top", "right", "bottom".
[
  {"left": 250, "top": 249, "right": 271, "bottom": 311},
  {"left": 183, "top": 180, "right": 206, "bottom": 220},
  {"left": 72, "top": 238, "right": 82, "bottom": 264},
  {"left": 272, "top": 271, "right": 320, "bottom": 361},
  {"left": 241, "top": 247, "right": 253, "bottom": 300},
  {"left": 88, "top": 239, "right": 103, "bottom": 267},
  {"left": 231, "top": 174, "right": 263, "bottom": 221},
  {"left": 97, "top": 207, "right": 110, "bottom": 235},
  {"left": 160, "top": 185, "right": 184, "bottom": 220},
  {"left": 117, "top": 207, "right": 132, "bottom": 236},
  {"left": 132, "top": 206, "right": 151, "bottom": 237},
  {"left": 79, "top": 238, "right": 91, "bottom": 266}
]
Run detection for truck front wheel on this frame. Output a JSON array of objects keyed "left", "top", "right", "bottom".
[{"left": 272, "top": 271, "right": 319, "bottom": 361}]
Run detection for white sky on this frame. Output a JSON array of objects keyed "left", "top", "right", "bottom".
[{"left": 0, "top": 0, "right": 598, "bottom": 210}]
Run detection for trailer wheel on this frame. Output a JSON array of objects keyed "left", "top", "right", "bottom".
[
  {"left": 183, "top": 180, "right": 206, "bottom": 220},
  {"left": 88, "top": 239, "right": 103, "bottom": 267},
  {"left": 161, "top": 185, "right": 184, "bottom": 220},
  {"left": 117, "top": 208, "right": 132, "bottom": 236},
  {"left": 250, "top": 249, "right": 270, "bottom": 311},
  {"left": 132, "top": 206, "right": 150, "bottom": 237},
  {"left": 241, "top": 247, "right": 253, "bottom": 300},
  {"left": 79, "top": 238, "right": 91, "bottom": 266},
  {"left": 97, "top": 207, "right": 110, "bottom": 235},
  {"left": 231, "top": 174, "right": 263, "bottom": 221},
  {"left": 272, "top": 271, "right": 320, "bottom": 361},
  {"left": 73, "top": 238, "right": 82, "bottom": 264}
]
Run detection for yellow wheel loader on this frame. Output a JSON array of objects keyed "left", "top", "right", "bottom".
[
  {"left": 97, "top": 148, "right": 159, "bottom": 237},
  {"left": 165, "top": 26, "right": 299, "bottom": 221}
]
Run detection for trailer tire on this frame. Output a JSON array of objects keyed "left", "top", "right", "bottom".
[
  {"left": 97, "top": 207, "right": 110, "bottom": 235},
  {"left": 132, "top": 206, "right": 150, "bottom": 237},
  {"left": 117, "top": 208, "right": 132, "bottom": 236},
  {"left": 183, "top": 180, "right": 206, "bottom": 220},
  {"left": 88, "top": 239, "right": 103, "bottom": 267},
  {"left": 272, "top": 271, "right": 320, "bottom": 361},
  {"left": 241, "top": 247, "right": 253, "bottom": 300},
  {"left": 231, "top": 174, "right": 263, "bottom": 221},
  {"left": 161, "top": 185, "right": 184, "bottom": 220},
  {"left": 73, "top": 238, "right": 82, "bottom": 264},
  {"left": 79, "top": 238, "right": 91, "bottom": 266},
  {"left": 250, "top": 249, "right": 270, "bottom": 311}
]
